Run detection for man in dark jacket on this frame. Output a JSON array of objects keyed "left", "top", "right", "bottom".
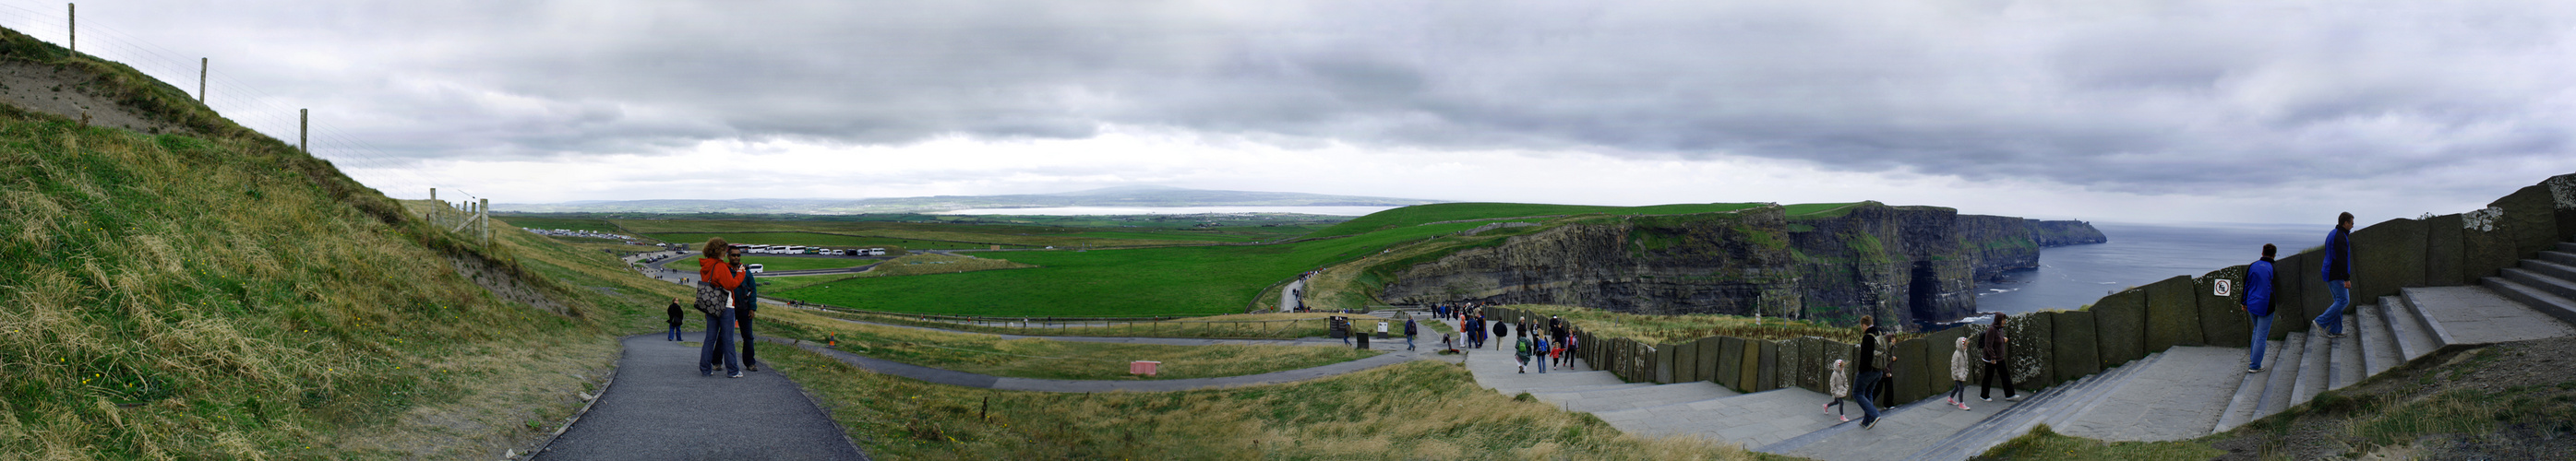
[
  {"left": 734, "top": 263, "right": 761, "bottom": 372},
  {"left": 1404, "top": 319, "right": 1419, "bottom": 351},
  {"left": 1980, "top": 313, "right": 2016, "bottom": 401},
  {"left": 2244, "top": 243, "right": 2279, "bottom": 372},
  {"left": 1854, "top": 315, "right": 1890, "bottom": 429},
  {"left": 2315, "top": 212, "right": 2355, "bottom": 338},
  {"left": 665, "top": 298, "right": 685, "bottom": 341}
]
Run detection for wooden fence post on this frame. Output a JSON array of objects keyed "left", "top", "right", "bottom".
[
  {"left": 66, "top": 4, "right": 73, "bottom": 53},
  {"left": 298, "top": 109, "right": 308, "bottom": 154},
  {"left": 199, "top": 58, "right": 207, "bottom": 102}
]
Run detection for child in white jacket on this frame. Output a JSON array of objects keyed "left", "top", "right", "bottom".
[
  {"left": 1823, "top": 359, "right": 1851, "bottom": 422},
  {"left": 1947, "top": 337, "right": 1973, "bottom": 410}
]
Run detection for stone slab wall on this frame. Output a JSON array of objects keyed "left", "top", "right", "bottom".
[
  {"left": 2146, "top": 276, "right": 2202, "bottom": 351},
  {"left": 1741, "top": 339, "right": 1764, "bottom": 394},
  {"left": 2092, "top": 289, "right": 2147, "bottom": 367},
  {"left": 2196, "top": 266, "right": 2255, "bottom": 348},
  {"left": 2354, "top": 218, "right": 2427, "bottom": 301},
  {"left": 2015, "top": 311, "right": 2058, "bottom": 390},
  {"left": 2425, "top": 213, "right": 2466, "bottom": 287},
  {"left": 1758, "top": 340, "right": 1780, "bottom": 392},
  {"left": 2055, "top": 311, "right": 2102, "bottom": 383}
]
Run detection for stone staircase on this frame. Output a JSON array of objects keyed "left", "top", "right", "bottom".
[{"left": 1448, "top": 240, "right": 2576, "bottom": 461}]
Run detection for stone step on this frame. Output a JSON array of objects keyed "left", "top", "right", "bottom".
[
  {"left": 2559, "top": 242, "right": 2576, "bottom": 253},
  {"left": 2291, "top": 329, "right": 2330, "bottom": 409},
  {"left": 2330, "top": 313, "right": 2365, "bottom": 391},
  {"left": 2524, "top": 259, "right": 2576, "bottom": 284},
  {"left": 1890, "top": 369, "right": 2103, "bottom": 461},
  {"left": 2541, "top": 251, "right": 2576, "bottom": 267},
  {"left": 2484, "top": 276, "right": 2576, "bottom": 329},
  {"left": 1516, "top": 382, "right": 1655, "bottom": 395},
  {"left": 2253, "top": 332, "right": 2309, "bottom": 420},
  {"left": 1535, "top": 382, "right": 1739, "bottom": 413},
  {"left": 2400, "top": 288, "right": 2462, "bottom": 348},
  {"left": 2505, "top": 266, "right": 2576, "bottom": 304},
  {"left": 1594, "top": 387, "right": 1843, "bottom": 448},
  {"left": 2041, "top": 351, "right": 2166, "bottom": 432},
  {"left": 2381, "top": 296, "right": 2440, "bottom": 361},
  {"left": 2213, "top": 338, "right": 2285, "bottom": 434},
  {"left": 2358, "top": 303, "right": 2400, "bottom": 379},
  {"left": 1908, "top": 350, "right": 2162, "bottom": 459}
]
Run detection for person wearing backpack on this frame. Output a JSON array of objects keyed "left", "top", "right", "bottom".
[
  {"left": 1532, "top": 335, "right": 1550, "bottom": 373},
  {"left": 1515, "top": 334, "right": 1534, "bottom": 373},
  {"left": 1404, "top": 318, "right": 1419, "bottom": 351},
  {"left": 696, "top": 239, "right": 746, "bottom": 378}
]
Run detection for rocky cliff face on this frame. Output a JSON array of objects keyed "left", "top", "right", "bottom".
[{"left": 1376, "top": 203, "right": 2101, "bottom": 328}]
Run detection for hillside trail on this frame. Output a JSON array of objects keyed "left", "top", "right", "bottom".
[
  {"left": 784, "top": 313, "right": 1454, "bottom": 392},
  {"left": 536, "top": 335, "right": 869, "bottom": 460}
]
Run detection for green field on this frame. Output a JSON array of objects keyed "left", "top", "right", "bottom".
[
  {"left": 494, "top": 216, "right": 629, "bottom": 234},
  {"left": 660, "top": 254, "right": 879, "bottom": 272},
  {"left": 644, "top": 231, "right": 993, "bottom": 251},
  {"left": 1303, "top": 202, "right": 1770, "bottom": 239},
  {"left": 772, "top": 219, "right": 1493, "bottom": 316}
]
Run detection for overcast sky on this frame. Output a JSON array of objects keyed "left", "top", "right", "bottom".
[{"left": 20, "top": 0, "right": 2576, "bottom": 224}]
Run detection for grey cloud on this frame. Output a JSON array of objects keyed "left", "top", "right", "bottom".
[{"left": 76, "top": 0, "right": 2576, "bottom": 192}]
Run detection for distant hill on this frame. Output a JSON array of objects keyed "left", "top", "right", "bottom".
[{"left": 492, "top": 186, "right": 1446, "bottom": 214}]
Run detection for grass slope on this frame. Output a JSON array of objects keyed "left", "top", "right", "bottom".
[
  {"left": 0, "top": 25, "right": 703, "bottom": 457},
  {"left": 761, "top": 310, "right": 1377, "bottom": 381},
  {"left": 759, "top": 337, "right": 1764, "bottom": 460}
]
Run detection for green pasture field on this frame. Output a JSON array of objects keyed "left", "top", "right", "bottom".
[
  {"left": 771, "top": 220, "right": 1495, "bottom": 316},
  {"left": 644, "top": 231, "right": 993, "bottom": 251},
  {"left": 659, "top": 254, "right": 879, "bottom": 273},
  {"left": 1044, "top": 230, "right": 1266, "bottom": 242},
  {"left": 492, "top": 216, "right": 628, "bottom": 234},
  {"left": 1303, "top": 202, "right": 1771, "bottom": 239}
]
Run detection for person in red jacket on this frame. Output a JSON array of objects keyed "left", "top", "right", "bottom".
[{"left": 699, "top": 239, "right": 746, "bottom": 378}]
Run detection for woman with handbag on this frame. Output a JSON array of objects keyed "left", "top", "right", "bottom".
[{"left": 697, "top": 239, "right": 747, "bottom": 378}]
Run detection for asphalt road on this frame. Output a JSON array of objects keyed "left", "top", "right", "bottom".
[{"left": 535, "top": 335, "right": 868, "bottom": 461}]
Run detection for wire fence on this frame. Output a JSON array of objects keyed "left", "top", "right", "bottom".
[
  {"left": 0, "top": 2, "right": 459, "bottom": 202},
  {"left": 787, "top": 301, "right": 1360, "bottom": 339}
]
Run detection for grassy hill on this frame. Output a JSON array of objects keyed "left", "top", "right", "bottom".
[{"left": 0, "top": 26, "right": 685, "bottom": 457}]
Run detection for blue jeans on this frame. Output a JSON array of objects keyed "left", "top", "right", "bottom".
[
  {"left": 1854, "top": 371, "right": 1886, "bottom": 423},
  {"left": 2249, "top": 313, "right": 2273, "bottom": 369},
  {"left": 1406, "top": 336, "right": 1415, "bottom": 350},
  {"left": 2316, "top": 282, "right": 2350, "bottom": 335},
  {"left": 666, "top": 325, "right": 683, "bottom": 341},
  {"left": 701, "top": 308, "right": 740, "bottom": 375}
]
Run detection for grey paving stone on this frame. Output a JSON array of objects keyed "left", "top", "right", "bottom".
[{"left": 2404, "top": 286, "right": 2576, "bottom": 344}]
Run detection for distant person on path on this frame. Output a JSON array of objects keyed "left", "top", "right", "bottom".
[
  {"left": 1823, "top": 359, "right": 1851, "bottom": 422},
  {"left": 2315, "top": 212, "right": 2356, "bottom": 338},
  {"left": 1853, "top": 315, "right": 1890, "bottom": 429},
  {"left": 1516, "top": 334, "right": 1535, "bottom": 373},
  {"left": 1532, "top": 335, "right": 1551, "bottom": 373},
  {"left": 665, "top": 298, "right": 686, "bottom": 341},
  {"left": 1493, "top": 320, "right": 1511, "bottom": 349},
  {"left": 697, "top": 239, "right": 746, "bottom": 378},
  {"left": 1980, "top": 313, "right": 2018, "bottom": 401},
  {"left": 1947, "top": 337, "right": 1972, "bottom": 410},
  {"left": 734, "top": 249, "right": 762, "bottom": 372},
  {"left": 1560, "top": 333, "right": 1580, "bottom": 370},
  {"left": 2243, "top": 243, "right": 2279, "bottom": 372},
  {"left": 1404, "top": 318, "right": 1419, "bottom": 351}
]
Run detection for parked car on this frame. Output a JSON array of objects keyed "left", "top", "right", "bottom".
[{"left": 747, "top": 264, "right": 764, "bottom": 274}]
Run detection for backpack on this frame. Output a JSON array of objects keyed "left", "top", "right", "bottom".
[{"left": 693, "top": 280, "right": 731, "bottom": 317}]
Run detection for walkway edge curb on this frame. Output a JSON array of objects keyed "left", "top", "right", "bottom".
[{"left": 524, "top": 336, "right": 626, "bottom": 460}]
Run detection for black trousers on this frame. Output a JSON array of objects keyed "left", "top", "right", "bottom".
[
  {"left": 1980, "top": 361, "right": 2015, "bottom": 398},
  {"left": 737, "top": 310, "right": 758, "bottom": 367}
]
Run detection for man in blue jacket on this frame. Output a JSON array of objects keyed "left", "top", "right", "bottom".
[
  {"left": 734, "top": 264, "right": 761, "bottom": 372},
  {"left": 2242, "top": 243, "right": 2278, "bottom": 372},
  {"left": 2316, "top": 213, "right": 2356, "bottom": 338}
]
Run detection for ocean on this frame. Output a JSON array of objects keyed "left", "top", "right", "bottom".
[{"left": 1972, "top": 222, "right": 2327, "bottom": 316}]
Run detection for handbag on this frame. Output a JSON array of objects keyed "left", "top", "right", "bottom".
[{"left": 694, "top": 280, "right": 731, "bottom": 316}]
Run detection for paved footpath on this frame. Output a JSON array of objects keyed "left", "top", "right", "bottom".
[
  {"left": 537, "top": 335, "right": 869, "bottom": 461},
  {"left": 2058, "top": 346, "right": 2245, "bottom": 442}
]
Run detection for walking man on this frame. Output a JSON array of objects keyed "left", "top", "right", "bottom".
[
  {"left": 1854, "top": 315, "right": 1891, "bottom": 429},
  {"left": 2316, "top": 212, "right": 2355, "bottom": 338},
  {"left": 2244, "top": 243, "right": 2279, "bottom": 372},
  {"left": 1404, "top": 318, "right": 1419, "bottom": 351},
  {"left": 665, "top": 298, "right": 686, "bottom": 341},
  {"left": 1980, "top": 313, "right": 2018, "bottom": 401},
  {"left": 733, "top": 253, "right": 761, "bottom": 372}
]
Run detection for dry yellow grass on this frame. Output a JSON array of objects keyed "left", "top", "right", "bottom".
[
  {"left": 765, "top": 344, "right": 1767, "bottom": 460},
  {"left": 763, "top": 309, "right": 1379, "bottom": 380}
]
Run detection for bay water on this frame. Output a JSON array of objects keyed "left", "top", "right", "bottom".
[{"left": 1973, "top": 222, "right": 2327, "bottom": 316}]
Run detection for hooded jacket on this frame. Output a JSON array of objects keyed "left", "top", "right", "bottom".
[{"left": 1951, "top": 337, "right": 1974, "bottom": 382}]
